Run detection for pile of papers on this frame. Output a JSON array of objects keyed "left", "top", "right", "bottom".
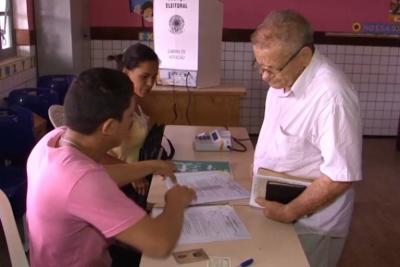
[
  {"left": 152, "top": 205, "right": 250, "bottom": 245},
  {"left": 159, "top": 169, "right": 251, "bottom": 244},
  {"left": 166, "top": 171, "right": 250, "bottom": 205}
]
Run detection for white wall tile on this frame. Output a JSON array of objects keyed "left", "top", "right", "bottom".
[
  {"left": 225, "top": 42, "right": 234, "bottom": 51},
  {"left": 103, "top": 40, "right": 112, "bottom": 49},
  {"left": 112, "top": 40, "right": 122, "bottom": 50},
  {"left": 93, "top": 40, "right": 103, "bottom": 49}
]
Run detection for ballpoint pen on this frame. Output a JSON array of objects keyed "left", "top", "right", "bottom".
[{"left": 237, "top": 258, "right": 254, "bottom": 267}]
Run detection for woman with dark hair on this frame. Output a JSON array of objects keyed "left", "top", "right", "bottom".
[
  {"left": 106, "top": 44, "right": 161, "bottom": 266},
  {"left": 107, "top": 43, "right": 159, "bottom": 194},
  {"left": 107, "top": 43, "right": 158, "bottom": 162}
]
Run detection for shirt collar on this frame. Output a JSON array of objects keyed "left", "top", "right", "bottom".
[{"left": 274, "top": 49, "right": 322, "bottom": 99}]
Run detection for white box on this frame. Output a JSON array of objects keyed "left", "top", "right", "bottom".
[{"left": 154, "top": 0, "right": 223, "bottom": 88}]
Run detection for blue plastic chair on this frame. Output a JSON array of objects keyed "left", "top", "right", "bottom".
[
  {"left": 0, "top": 107, "right": 35, "bottom": 164},
  {"left": 0, "top": 107, "right": 36, "bottom": 219},
  {"left": 37, "top": 74, "right": 76, "bottom": 104},
  {"left": 6, "top": 87, "right": 60, "bottom": 124}
]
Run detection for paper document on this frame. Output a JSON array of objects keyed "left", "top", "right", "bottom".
[
  {"left": 173, "top": 160, "right": 231, "bottom": 173},
  {"left": 250, "top": 168, "right": 311, "bottom": 208},
  {"left": 152, "top": 205, "right": 251, "bottom": 245},
  {"left": 166, "top": 171, "right": 250, "bottom": 205}
]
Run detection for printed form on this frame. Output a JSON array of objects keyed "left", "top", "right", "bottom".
[
  {"left": 153, "top": 205, "right": 251, "bottom": 244},
  {"left": 166, "top": 171, "right": 250, "bottom": 205}
]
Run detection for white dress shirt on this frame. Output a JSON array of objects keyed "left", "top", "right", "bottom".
[{"left": 253, "top": 49, "right": 362, "bottom": 237}]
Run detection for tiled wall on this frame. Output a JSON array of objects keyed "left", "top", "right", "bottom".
[
  {"left": 91, "top": 40, "right": 400, "bottom": 136},
  {"left": 0, "top": 54, "right": 37, "bottom": 106}
]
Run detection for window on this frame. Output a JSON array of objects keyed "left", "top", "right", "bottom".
[{"left": 0, "top": 0, "right": 16, "bottom": 60}]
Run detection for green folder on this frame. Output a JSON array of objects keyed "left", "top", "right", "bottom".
[{"left": 173, "top": 160, "right": 231, "bottom": 173}]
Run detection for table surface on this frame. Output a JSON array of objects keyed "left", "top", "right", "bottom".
[{"left": 140, "top": 125, "right": 309, "bottom": 267}]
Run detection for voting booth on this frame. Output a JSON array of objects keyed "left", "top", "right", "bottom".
[{"left": 154, "top": 0, "right": 223, "bottom": 88}]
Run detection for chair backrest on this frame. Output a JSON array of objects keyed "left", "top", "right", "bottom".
[
  {"left": 0, "top": 107, "right": 36, "bottom": 164},
  {"left": 48, "top": 104, "right": 65, "bottom": 128},
  {"left": 37, "top": 75, "right": 76, "bottom": 104},
  {"left": 0, "top": 189, "right": 29, "bottom": 267},
  {"left": 6, "top": 88, "right": 60, "bottom": 121}
]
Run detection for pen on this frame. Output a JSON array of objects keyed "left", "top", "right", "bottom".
[{"left": 238, "top": 258, "right": 254, "bottom": 267}]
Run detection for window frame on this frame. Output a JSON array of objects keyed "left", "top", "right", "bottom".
[{"left": 0, "top": 0, "right": 17, "bottom": 60}]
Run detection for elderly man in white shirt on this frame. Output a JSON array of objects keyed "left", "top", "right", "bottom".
[{"left": 251, "top": 10, "right": 362, "bottom": 267}]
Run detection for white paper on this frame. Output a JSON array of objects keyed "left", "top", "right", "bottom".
[
  {"left": 152, "top": 205, "right": 251, "bottom": 245},
  {"left": 207, "top": 256, "right": 231, "bottom": 267},
  {"left": 166, "top": 171, "right": 250, "bottom": 205},
  {"left": 154, "top": 0, "right": 199, "bottom": 70}
]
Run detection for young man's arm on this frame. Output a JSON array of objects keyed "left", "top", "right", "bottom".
[
  {"left": 103, "top": 160, "right": 177, "bottom": 187},
  {"left": 255, "top": 174, "right": 352, "bottom": 223},
  {"left": 100, "top": 154, "right": 152, "bottom": 194},
  {"left": 115, "top": 185, "right": 196, "bottom": 257}
]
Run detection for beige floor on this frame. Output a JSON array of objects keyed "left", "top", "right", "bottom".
[{"left": 1, "top": 138, "right": 399, "bottom": 267}]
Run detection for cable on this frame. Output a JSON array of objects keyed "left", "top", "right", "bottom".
[
  {"left": 227, "top": 136, "right": 248, "bottom": 152},
  {"left": 185, "top": 72, "right": 192, "bottom": 125},
  {"left": 171, "top": 72, "right": 178, "bottom": 123},
  {"left": 234, "top": 137, "right": 251, "bottom": 141},
  {"left": 224, "top": 126, "right": 249, "bottom": 152}
]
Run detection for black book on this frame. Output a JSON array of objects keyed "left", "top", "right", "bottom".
[{"left": 265, "top": 180, "right": 306, "bottom": 204}]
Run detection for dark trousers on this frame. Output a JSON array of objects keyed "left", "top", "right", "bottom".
[
  {"left": 110, "top": 179, "right": 152, "bottom": 267},
  {"left": 110, "top": 244, "right": 141, "bottom": 267}
]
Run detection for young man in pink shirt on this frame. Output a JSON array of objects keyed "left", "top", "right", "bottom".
[{"left": 26, "top": 68, "right": 196, "bottom": 267}]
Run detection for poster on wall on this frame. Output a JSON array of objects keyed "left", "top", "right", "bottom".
[
  {"left": 389, "top": 0, "right": 400, "bottom": 22},
  {"left": 129, "top": 0, "right": 154, "bottom": 22},
  {"left": 352, "top": 0, "right": 400, "bottom": 35}
]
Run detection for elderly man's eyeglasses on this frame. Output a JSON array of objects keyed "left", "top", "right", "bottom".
[{"left": 254, "top": 44, "right": 309, "bottom": 77}]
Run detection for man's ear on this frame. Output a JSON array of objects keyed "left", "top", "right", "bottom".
[
  {"left": 300, "top": 46, "right": 313, "bottom": 67},
  {"left": 101, "top": 118, "right": 117, "bottom": 136}
]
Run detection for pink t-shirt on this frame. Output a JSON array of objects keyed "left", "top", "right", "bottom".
[{"left": 27, "top": 128, "right": 146, "bottom": 267}]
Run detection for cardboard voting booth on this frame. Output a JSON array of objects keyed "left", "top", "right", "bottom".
[{"left": 154, "top": 0, "right": 223, "bottom": 88}]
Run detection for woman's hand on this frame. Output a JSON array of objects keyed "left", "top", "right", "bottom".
[{"left": 153, "top": 160, "right": 178, "bottom": 183}]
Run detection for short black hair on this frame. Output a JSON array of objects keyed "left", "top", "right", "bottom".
[
  {"left": 64, "top": 68, "right": 134, "bottom": 134},
  {"left": 107, "top": 43, "right": 159, "bottom": 71}
]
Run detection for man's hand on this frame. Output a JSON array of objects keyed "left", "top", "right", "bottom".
[
  {"left": 165, "top": 185, "right": 197, "bottom": 208},
  {"left": 153, "top": 160, "right": 178, "bottom": 183},
  {"left": 132, "top": 178, "right": 149, "bottom": 195},
  {"left": 255, "top": 197, "right": 295, "bottom": 223},
  {"left": 255, "top": 175, "right": 353, "bottom": 224}
]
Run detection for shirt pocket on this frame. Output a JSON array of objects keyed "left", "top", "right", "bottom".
[{"left": 272, "top": 126, "right": 305, "bottom": 170}]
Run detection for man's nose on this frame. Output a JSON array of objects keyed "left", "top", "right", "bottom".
[{"left": 262, "top": 71, "right": 273, "bottom": 82}]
